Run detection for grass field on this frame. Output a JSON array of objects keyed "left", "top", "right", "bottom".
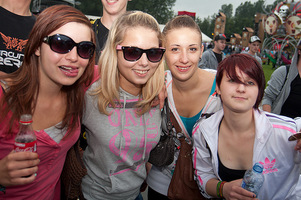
[{"left": 262, "top": 62, "right": 275, "bottom": 85}]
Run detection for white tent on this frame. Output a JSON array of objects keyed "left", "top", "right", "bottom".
[{"left": 202, "top": 33, "right": 212, "bottom": 42}]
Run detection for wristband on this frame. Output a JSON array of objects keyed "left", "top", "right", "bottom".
[
  {"left": 0, "top": 184, "right": 5, "bottom": 194},
  {"left": 216, "top": 181, "right": 222, "bottom": 198},
  {"left": 216, "top": 181, "right": 226, "bottom": 198},
  {"left": 220, "top": 181, "right": 226, "bottom": 198}
]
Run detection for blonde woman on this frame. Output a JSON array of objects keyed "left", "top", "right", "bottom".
[{"left": 81, "top": 11, "right": 165, "bottom": 200}]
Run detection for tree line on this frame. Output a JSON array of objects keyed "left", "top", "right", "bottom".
[
  {"left": 197, "top": 0, "right": 283, "bottom": 39},
  {"left": 76, "top": 0, "right": 283, "bottom": 38},
  {"left": 76, "top": 0, "right": 176, "bottom": 25}
]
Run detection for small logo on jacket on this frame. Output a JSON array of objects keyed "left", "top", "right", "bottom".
[{"left": 259, "top": 157, "right": 278, "bottom": 174}]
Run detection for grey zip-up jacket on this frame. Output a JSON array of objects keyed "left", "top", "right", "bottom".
[
  {"left": 198, "top": 49, "right": 225, "bottom": 70},
  {"left": 262, "top": 47, "right": 299, "bottom": 115}
]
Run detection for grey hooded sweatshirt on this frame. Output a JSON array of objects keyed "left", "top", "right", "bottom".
[
  {"left": 81, "top": 81, "right": 161, "bottom": 200},
  {"left": 262, "top": 47, "right": 299, "bottom": 115}
]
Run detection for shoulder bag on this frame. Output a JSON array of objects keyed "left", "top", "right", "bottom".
[
  {"left": 148, "top": 98, "right": 175, "bottom": 167},
  {"left": 167, "top": 112, "right": 208, "bottom": 200}
]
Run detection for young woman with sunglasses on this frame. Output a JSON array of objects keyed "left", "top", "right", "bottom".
[
  {"left": 81, "top": 11, "right": 165, "bottom": 200},
  {"left": 0, "top": 5, "right": 96, "bottom": 199},
  {"left": 147, "top": 15, "right": 222, "bottom": 199},
  {"left": 193, "top": 54, "right": 301, "bottom": 199}
]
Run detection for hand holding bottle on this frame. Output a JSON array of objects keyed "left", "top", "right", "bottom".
[
  {"left": 221, "top": 179, "right": 259, "bottom": 200},
  {"left": 0, "top": 150, "right": 39, "bottom": 187},
  {"left": 0, "top": 114, "right": 39, "bottom": 187}
]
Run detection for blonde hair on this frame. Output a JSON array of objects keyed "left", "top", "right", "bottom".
[{"left": 93, "top": 11, "right": 164, "bottom": 115}]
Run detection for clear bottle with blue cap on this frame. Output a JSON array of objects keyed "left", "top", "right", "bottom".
[{"left": 241, "top": 162, "right": 265, "bottom": 197}]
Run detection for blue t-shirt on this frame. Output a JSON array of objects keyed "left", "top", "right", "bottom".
[{"left": 180, "top": 77, "right": 216, "bottom": 136}]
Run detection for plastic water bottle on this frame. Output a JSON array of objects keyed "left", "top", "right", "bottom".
[
  {"left": 241, "top": 163, "right": 264, "bottom": 197},
  {"left": 14, "top": 114, "right": 37, "bottom": 152}
]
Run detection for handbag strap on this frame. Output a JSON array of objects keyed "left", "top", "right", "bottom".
[
  {"left": 163, "top": 97, "right": 180, "bottom": 134},
  {"left": 169, "top": 110, "right": 181, "bottom": 134},
  {"left": 164, "top": 98, "right": 173, "bottom": 135},
  {"left": 168, "top": 102, "right": 193, "bottom": 144}
]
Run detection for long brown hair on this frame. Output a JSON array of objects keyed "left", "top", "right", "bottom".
[{"left": 0, "top": 5, "right": 96, "bottom": 135}]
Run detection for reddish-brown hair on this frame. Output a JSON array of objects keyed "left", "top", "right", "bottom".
[
  {"left": 216, "top": 54, "right": 265, "bottom": 109},
  {"left": 0, "top": 5, "right": 95, "bottom": 135}
]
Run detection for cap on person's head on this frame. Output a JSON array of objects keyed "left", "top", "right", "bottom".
[
  {"left": 249, "top": 36, "right": 261, "bottom": 43},
  {"left": 214, "top": 34, "right": 226, "bottom": 41}
]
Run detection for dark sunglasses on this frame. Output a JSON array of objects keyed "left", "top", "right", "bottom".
[
  {"left": 116, "top": 45, "right": 165, "bottom": 63},
  {"left": 43, "top": 34, "right": 95, "bottom": 59}
]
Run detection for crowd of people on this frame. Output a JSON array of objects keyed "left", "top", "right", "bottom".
[{"left": 0, "top": 1, "right": 301, "bottom": 200}]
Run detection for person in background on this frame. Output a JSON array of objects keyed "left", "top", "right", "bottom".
[
  {"left": 242, "top": 35, "right": 262, "bottom": 66},
  {"left": 0, "top": 5, "right": 96, "bottom": 199},
  {"left": 262, "top": 40, "right": 301, "bottom": 119},
  {"left": 79, "top": 0, "right": 131, "bottom": 148},
  {"left": 198, "top": 33, "right": 226, "bottom": 70},
  {"left": 193, "top": 54, "right": 301, "bottom": 200},
  {"left": 81, "top": 11, "right": 165, "bottom": 200},
  {"left": 207, "top": 42, "right": 213, "bottom": 49},
  {"left": 0, "top": 0, "right": 36, "bottom": 73},
  {"left": 147, "top": 15, "right": 222, "bottom": 200},
  {"left": 92, "top": 0, "right": 131, "bottom": 61}
]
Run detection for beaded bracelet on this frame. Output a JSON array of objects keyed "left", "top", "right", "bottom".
[{"left": 216, "top": 181, "right": 226, "bottom": 198}]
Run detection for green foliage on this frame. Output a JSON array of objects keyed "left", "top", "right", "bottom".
[
  {"left": 75, "top": 0, "right": 102, "bottom": 16},
  {"left": 220, "top": 4, "right": 233, "bottom": 19},
  {"left": 76, "top": 0, "right": 176, "bottom": 24},
  {"left": 128, "top": 0, "right": 176, "bottom": 24},
  {"left": 75, "top": 0, "right": 282, "bottom": 38},
  {"left": 196, "top": 16, "right": 215, "bottom": 38}
]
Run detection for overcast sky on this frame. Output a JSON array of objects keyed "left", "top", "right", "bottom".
[{"left": 173, "top": 0, "right": 276, "bottom": 19}]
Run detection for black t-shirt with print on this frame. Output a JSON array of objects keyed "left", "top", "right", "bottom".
[{"left": 0, "top": 6, "right": 36, "bottom": 73}]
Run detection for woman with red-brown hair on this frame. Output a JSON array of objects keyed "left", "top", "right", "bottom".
[
  {"left": 0, "top": 5, "right": 96, "bottom": 199},
  {"left": 193, "top": 54, "right": 301, "bottom": 199}
]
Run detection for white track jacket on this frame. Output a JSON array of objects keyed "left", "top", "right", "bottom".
[{"left": 192, "top": 109, "right": 301, "bottom": 200}]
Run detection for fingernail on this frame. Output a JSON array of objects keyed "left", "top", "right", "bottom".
[
  {"left": 161, "top": 108, "right": 163, "bottom": 112},
  {"left": 35, "top": 173, "right": 37, "bottom": 176}
]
